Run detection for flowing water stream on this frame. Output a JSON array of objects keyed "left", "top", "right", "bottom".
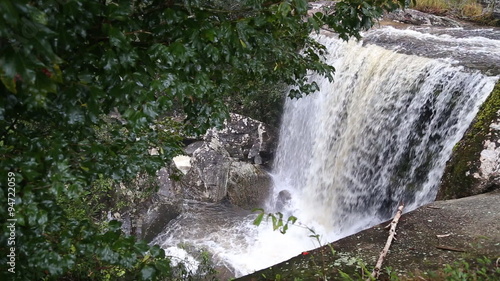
[{"left": 152, "top": 25, "right": 500, "bottom": 278}]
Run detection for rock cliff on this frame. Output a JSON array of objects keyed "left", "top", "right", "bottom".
[{"left": 439, "top": 82, "right": 500, "bottom": 199}]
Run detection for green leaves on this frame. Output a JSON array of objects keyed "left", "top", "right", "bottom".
[
  {"left": 140, "top": 265, "right": 157, "bottom": 280},
  {"left": 107, "top": 0, "right": 133, "bottom": 21},
  {"left": 108, "top": 220, "right": 122, "bottom": 231},
  {"left": 252, "top": 208, "right": 298, "bottom": 234},
  {"left": 0, "top": 0, "right": 404, "bottom": 280},
  {"left": 106, "top": 25, "right": 128, "bottom": 49},
  {"left": 169, "top": 42, "right": 192, "bottom": 63},
  {"left": 0, "top": 72, "right": 16, "bottom": 93},
  {"left": 292, "top": 0, "right": 308, "bottom": 14},
  {"left": 253, "top": 208, "right": 266, "bottom": 226},
  {"left": 201, "top": 27, "right": 217, "bottom": 43},
  {"left": 278, "top": 1, "right": 292, "bottom": 17}
]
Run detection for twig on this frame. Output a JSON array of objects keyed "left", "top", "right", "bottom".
[
  {"left": 435, "top": 245, "right": 465, "bottom": 252},
  {"left": 124, "top": 29, "right": 152, "bottom": 35},
  {"left": 0, "top": 117, "right": 18, "bottom": 142},
  {"left": 368, "top": 203, "right": 404, "bottom": 281}
]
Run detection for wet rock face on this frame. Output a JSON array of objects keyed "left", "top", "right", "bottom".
[
  {"left": 163, "top": 113, "right": 277, "bottom": 208},
  {"left": 108, "top": 167, "right": 184, "bottom": 241},
  {"left": 204, "top": 113, "right": 277, "bottom": 165},
  {"left": 439, "top": 83, "right": 500, "bottom": 199},
  {"left": 157, "top": 166, "right": 182, "bottom": 198},
  {"left": 471, "top": 112, "right": 500, "bottom": 193},
  {"left": 115, "top": 114, "right": 277, "bottom": 240},
  {"left": 112, "top": 114, "right": 277, "bottom": 238},
  {"left": 275, "top": 190, "right": 292, "bottom": 212},
  {"left": 227, "top": 161, "right": 273, "bottom": 209},
  {"left": 182, "top": 139, "right": 232, "bottom": 202},
  {"left": 141, "top": 201, "right": 182, "bottom": 242},
  {"left": 479, "top": 0, "right": 500, "bottom": 18},
  {"left": 385, "top": 9, "right": 462, "bottom": 27}
]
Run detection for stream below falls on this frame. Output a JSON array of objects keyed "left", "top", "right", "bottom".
[{"left": 151, "top": 25, "right": 500, "bottom": 278}]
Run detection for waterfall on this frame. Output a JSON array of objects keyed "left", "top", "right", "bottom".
[
  {"left": 153, "top": 26, "right": 499, "bottom": 278},
  {"left": 271, "top": 32, "right": 498, "bottom": 239}
]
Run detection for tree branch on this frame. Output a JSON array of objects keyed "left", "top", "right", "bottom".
[{"left": 368, "top": 203, "right": 404, "bottom": 280}]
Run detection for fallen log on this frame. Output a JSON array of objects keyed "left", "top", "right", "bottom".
[{"left": 368, "top": 203, "right": 404, "bottom": 280}]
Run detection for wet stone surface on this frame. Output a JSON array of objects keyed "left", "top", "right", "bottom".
[
  {"left": 236, "top": 190, "right": 500, "bottom": 280},
  {"left": 363, "top": 23, "right": 500, "bottom": 76}
]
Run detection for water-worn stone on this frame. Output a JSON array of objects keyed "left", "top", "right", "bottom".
[
  {"left": 204, "top": 113, "right": 277, "bottom": 165},
  {"left": 439, "top": 83, "right": 500, "bottom": 199},
  {"left": 157, "top": 166, "right": 182, "bottom": 199},
  {"left": 181, "top": 138, "right": 232, "bottom": 202},
  {"left": 113, "top": 113, "right": 277, "bottom": 241},
  {"left": 385, "top": 9, "right": 462, "bottom": 27},
  {"left": 274, "top": 190, "right": 292, "bottom": 212},
  {"left": 141, "top": 201, "right": 182, "bottom": 242},
  {"left": 480, "top": 0, "right": 500, "bottom": 18},
  {"left": 227, "top": 162, "right": 273, "bottom": 209},
  {"left": 184, "top": 141, "right": 204, "bottom": 156},
  {"left": 471, "top": 113, "right": 500, "bottom": 192},
  {"left": 153, "top": 114, "right": 277, "bottom": 205}
]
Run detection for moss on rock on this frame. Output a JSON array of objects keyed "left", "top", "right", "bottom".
[{"left": 438, "top": 81, "right": 500, "bottom": 200}]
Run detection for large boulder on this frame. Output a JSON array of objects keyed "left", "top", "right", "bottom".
[
  {"left": 103, "top": 167, "right": 183, "bottom": 240},
  {"left": 140, "top": 200, "right": 182, "bottom": 241},
  {"left": 179, "top": 130, "right": 275, "bottom": 207},
  {"left": 227, "top": 161, "right": 273, "bottom": 209},
  {"left": 472, "top": 138, "right": 500, "bottom": 191},
  {"left": 204, "top": 113, "right": 277, "bottom": 165},
  {"left": 439, "top": 83, "right": 500, "bottom": 199},
  {"left": 173, "top": 114, "right": 277, "bottom": 206},
  {"left": 120, "top": 114, "right": 277, "bottom": 241},
  {"left": 181, "top": 138, "right": 232, "bottom": 202},
  {"left": 157, "top": 166, "right": 183, "bottom": 198}
]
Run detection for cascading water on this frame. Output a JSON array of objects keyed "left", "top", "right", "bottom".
[
  {"left": 152, "top": 26, "right": 500, "bottom": 278},
  {"left": 272, "top": 30, "right": 498, "bottom": 237}
]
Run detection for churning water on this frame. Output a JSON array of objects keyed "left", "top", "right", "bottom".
[{"left": 152, "top": 26, "right": 500, "bottom": 278}]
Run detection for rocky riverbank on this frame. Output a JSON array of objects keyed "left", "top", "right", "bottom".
[{"left": 236, "top": 190, "right": 500, "bottom": 281}]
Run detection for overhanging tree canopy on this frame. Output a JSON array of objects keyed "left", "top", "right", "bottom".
[{"left": 0, "top": 0, "right": 404, "bottom": 280}]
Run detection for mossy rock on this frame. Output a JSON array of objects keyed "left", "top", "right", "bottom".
[{"left": 438, "top": 81, "right": 500, "bottom": 199}]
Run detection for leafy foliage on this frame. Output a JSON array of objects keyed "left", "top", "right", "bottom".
[
  {"left": 0, "top": 0, "right": 404, "bottom": 280},
  {"left": 252, "top": 208, "right": 298, "bottom": 234}
]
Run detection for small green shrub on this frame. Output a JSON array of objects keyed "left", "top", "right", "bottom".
[
  {"left": 458, "top": 0, "right": 484, "bottom": 18},
  {"left": 411, "top": 0, "right": 449, "bottom": 14}
]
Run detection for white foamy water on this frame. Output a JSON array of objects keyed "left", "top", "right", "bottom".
[
  {"left": 364, "top": 26, "right": 500, "bottom": 75},
  {"left": 272, "top": 33, "right": 497, "bottom": 235},
  {"left": 151, "top": 201, "right": 324, "bottom": 277},
  {"left": 152, "top": 26, "right": 499, "bottom": 278}
]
